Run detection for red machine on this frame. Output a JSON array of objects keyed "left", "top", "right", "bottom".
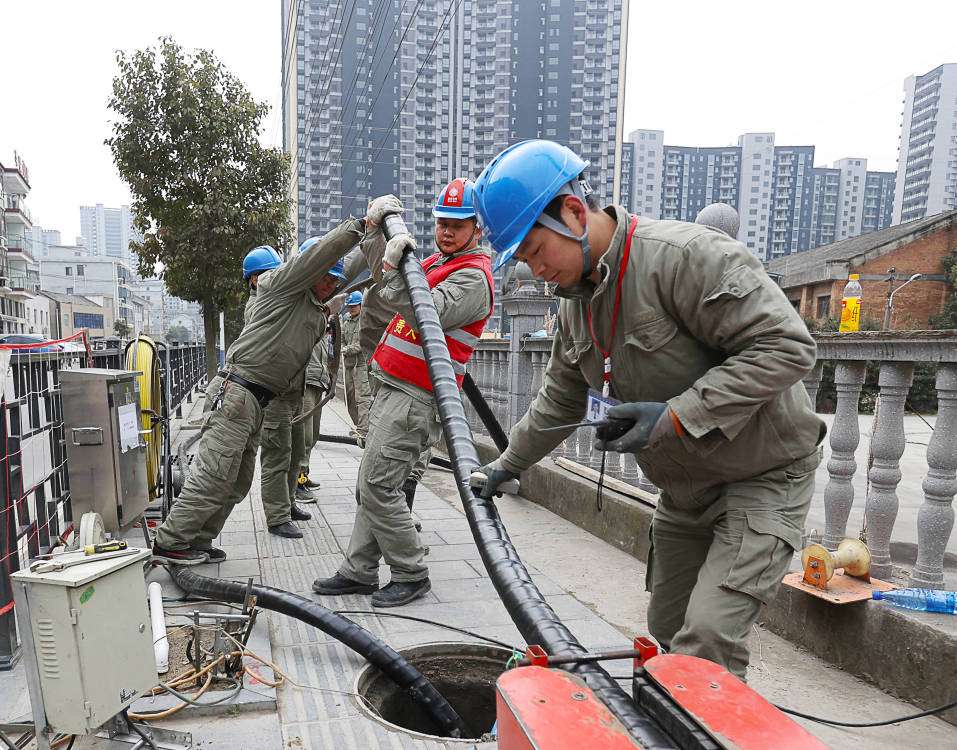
[{"left": 496, "top": 639, "right": 826, "bottom": 750}]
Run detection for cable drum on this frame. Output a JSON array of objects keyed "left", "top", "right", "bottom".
[{"left": 126, "top": 336, "right": 163, "bottom": 501}]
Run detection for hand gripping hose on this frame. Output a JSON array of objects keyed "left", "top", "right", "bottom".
[
  {"left": 168, "top": 566, "right": 467, "bottom": 738},
  {"left": 381, "top": 213, "right": 674, "bottom": 748}
]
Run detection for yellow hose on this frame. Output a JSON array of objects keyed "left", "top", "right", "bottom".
[{"left": 125, "top": 336, "right": 163, "bottom": 501}]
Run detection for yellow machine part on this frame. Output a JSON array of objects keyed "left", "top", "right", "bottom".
[{"left": 126, "top": 336, "right": 163, "bottom": 501}]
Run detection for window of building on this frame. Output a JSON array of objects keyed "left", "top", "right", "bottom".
[
  {"left": 65, "top": 267, "right": 73, "bottom": 276},
  {"left": 815, "top": 296, "right": 831, "bottom": 318},
  {"left": 76, "top": 265, "right": 85, "bottom": 276},
  {"left": 74, "top": 311, "right": 105, "bottom": 330}
]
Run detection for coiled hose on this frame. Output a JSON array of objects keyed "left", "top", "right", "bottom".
[
  {"left": 382, "top": 213, "right": 674, "bottom": 748},
  {"left": 126, "top": 335, "right": 163, "bottom": 501},
  {"left": 168, "top": 566, "right": 467, "bottom": 738}
]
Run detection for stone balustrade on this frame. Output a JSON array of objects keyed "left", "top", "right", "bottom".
[{"left": 466, "top": 290, "right": 957, "bottom": 588}]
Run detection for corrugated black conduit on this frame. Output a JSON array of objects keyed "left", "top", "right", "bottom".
[
  {"left": 382, "top": 213, "right": 674, "bottom": 748},
  {"left": 168, "top": 554, "right": 467, "bottom": 737}
]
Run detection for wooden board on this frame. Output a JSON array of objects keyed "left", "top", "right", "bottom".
[
  {"left": 782, "top": 570, "right": 895, "bottom": 604},
  {"left": 555, "top": 457, "right": 659, "bottom": 507}
]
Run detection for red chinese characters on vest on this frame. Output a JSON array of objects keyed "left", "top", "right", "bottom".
[{"left": 373, "top": 250, "right": 493, "bottom": 391}]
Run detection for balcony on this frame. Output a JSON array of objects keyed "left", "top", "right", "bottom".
[{"left": 3, "top": 197, "right": 32, "bottom": 228}]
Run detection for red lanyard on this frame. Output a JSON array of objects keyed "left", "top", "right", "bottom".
[{"left": 586, "top": 215, "right": 638, "bottom": 397}]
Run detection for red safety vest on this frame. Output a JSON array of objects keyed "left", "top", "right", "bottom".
[{"left": 373, "top": 250, "right": 493, "bottom": 391}]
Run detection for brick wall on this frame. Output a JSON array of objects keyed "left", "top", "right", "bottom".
[{"left": 789, "top": 223, "right": 956, "bottom": 328}]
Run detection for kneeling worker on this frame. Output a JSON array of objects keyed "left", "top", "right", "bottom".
[
  {"left": 152, "top": 196, "right": 402, "bottom": 564},
  {"left": 314, "top": 179, "right": 494, "bottom": 606},
  {"left": 473, "top": 141, "right": 824, "bottom": 678}
]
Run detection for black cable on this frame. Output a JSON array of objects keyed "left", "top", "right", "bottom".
[
  {"left": 334, "top": 609, "right": 521, "bottom": 652},
  {"left": 123, "top": 708, "right": 157, "bottom": 749},
  {"left": 775, "top": 698, "right": 957, "bottom": 728},
  {"left": 64, "top": 736, "right": 76, "bottom": 750},
  {"left": 609, "top": 675, "right": 957, "bottom": 729}
]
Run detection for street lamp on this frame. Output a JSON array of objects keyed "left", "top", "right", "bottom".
[{"left": 883, "top": 273, "right": 922, "bottom": 330}]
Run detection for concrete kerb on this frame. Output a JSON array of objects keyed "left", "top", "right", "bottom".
[{"left": 458, "top": 435, "right": 957, "bottom": 726}]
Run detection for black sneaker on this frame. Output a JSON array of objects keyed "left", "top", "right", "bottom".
[
  {"left": 291, "top": 503, "right": 312, "bottom": 521},
  {"left": 192, "top": 546, "right": 227, "bottom": 562},
  {"left": 153, "top": 545, "right": 209, "bottom": 565},
  {"left": 372, "top": 578, "right": 431, "bottom": 608},
  {"left": 299, "top": 472, "right": 320, "bottom": 490},
  {"left": 312, "top": 573, "right": 378, "bottom": 596},
  {"left": 268, "top": 521, "right": 304, "bottom": 539}
]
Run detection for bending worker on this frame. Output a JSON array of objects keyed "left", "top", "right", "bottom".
[
  {"left": 314, "top": 179, "right": 494, "bottom": 607},
  {"left": 340, "top": 291, "right": 371, "bottom": 437},
  {"left": 474, "top": 141, "right": 824, "bottom": 678},
  {"left": 258, "top": 258, "right": 345, "bottom": 539},
  {"left": 152, "top": 196, "right": 402, "bottom": 564}
]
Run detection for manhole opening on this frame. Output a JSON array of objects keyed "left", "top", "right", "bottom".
[{"left": 356, "top": 642, "right": 511, "bottom": 741}]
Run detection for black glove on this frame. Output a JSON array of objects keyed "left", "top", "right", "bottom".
[
  {"left": 594, "top": 402, "right": 672, "bottom": 453},
  {"left": 472, "top": 460, "right": 519, "bottom": 499}
]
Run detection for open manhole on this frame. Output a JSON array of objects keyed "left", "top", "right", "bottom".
[{"left": 355, "top": 642, "right": 511, "bottom": 741}]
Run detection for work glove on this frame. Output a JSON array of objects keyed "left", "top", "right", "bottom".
[
  {"left": 366, "top": 194, "right": 403, "bottom": 228},
  {"left": 470, "top": 459, "right": 520, "bottom": 499},
  {"left": 325, "top": 293, "right": 346, "bottom": 316},
  {"left": 382, "top": 233, "right": 417, "bottom": 271},
  {"left": 593, "top": 402, "right": 674, "bottom": 453}
]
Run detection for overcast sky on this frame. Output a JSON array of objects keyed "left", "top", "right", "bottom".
[{"left": 2, "top": 0, "right": 954, "bottom": 240}]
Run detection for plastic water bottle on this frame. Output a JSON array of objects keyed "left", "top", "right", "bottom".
[
  {"left": 872, "top": 588, "right": 957, "bottom": 614},
  {"left": 838, "top": 274, "right": 863, "bottom": 332}
]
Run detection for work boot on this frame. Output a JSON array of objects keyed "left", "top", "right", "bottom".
[
  {"left": 295, "top": 486, "right": 317, "bottom": 504},
  {"left": 192, "top": 546, "right": 227, "bottom": 562},
  {"left": 268, "top": 521, "right": 303, "bottom": 539},
  {"left": 372, "top": 578, "right": 431, "bottom": 608},
  {"left": 291, "top": 503, "right": 312, "bottom": 521},
  {"left": 298, "top": 471, "right": 320, "bottom": 490},
  {"left": 152, "top": 545, "right": 209, "bottom": 565},
  {"left": 403, "top": 479, "right": 422, "bottom": 532},
  {"left": 312, "top": 573, "right": 378, "bottom": 596}
]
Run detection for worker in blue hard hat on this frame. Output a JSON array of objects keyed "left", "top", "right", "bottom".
[
  {"left": 340, "top": 290, "right": 371, "bottom": 438},
  {"left": 472, "top": 140, "right": 825, "bottom": 679},
  {"left": 153, "top": 196, "right": 403, "bottom": 563},
  {"left": 314, "top": 178, "right": 494, "bottom": 607}
]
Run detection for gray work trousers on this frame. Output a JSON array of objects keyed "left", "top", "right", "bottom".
[
  {"left": 155, "top": 376, "right": 262, "bottom": 550},
  {"left": 299, "top": 383, "right": 325, "bottom": 474},
  {"left": 259, "top": 392, "right": 304, "bottom": 527},
  {"left": 338, "top": 383, "right": 440, "bottom": 585},
  {"left": 646, "top": 449, "right": 818, "bottom": 679}
]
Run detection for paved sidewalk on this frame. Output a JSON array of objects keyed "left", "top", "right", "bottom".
[{"left": 6, "top": 390, "right": 953, "bottom": 749}]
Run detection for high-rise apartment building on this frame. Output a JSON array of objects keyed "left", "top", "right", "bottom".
[
  {"left": 79, "top": 204, "right": 140, "bottom": 263},
  {"left": 282, "top": 0, "right": 628, "bottom": 329},
  {"left": 893, "top": 63, "right": 957, "bottom": 224},
  {"left": 626, "top": 130, "right": 895, "bottom": 261}
]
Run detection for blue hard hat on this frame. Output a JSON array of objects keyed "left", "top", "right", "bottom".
[
  {"left": 299, "top": 236, "right": 320, "bottom": 254},
  {"left": 473, "top": 140, "right": 588, "bottom": 271},
  {"left": 328, "top": 259, "right": 346, "bottom": 281},
  {"left": 346, "top": 291, "right": 363, "bottom": 306},
  {"left": 243, "top": 245, "right": 282, "bottom": 280},
  {"left": 433, "top": 178, "right": 477, "bottom": 219}
]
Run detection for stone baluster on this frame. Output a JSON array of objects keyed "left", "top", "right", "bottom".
[
  {"left": 822, "top": 361, "right": 867, "bottom": 549},
  {"left": 503, "top": 291, "right": 550, "bottom": 432},
  {"left": 910, "top": 364, "right": 957, "bottom": 587},
  {"left": 864, "top": 362, "right": 915, "bottom": 580},
  {"left": 605, "top": 449, "right": 623, "bottom": 479},
  {"left": 803, "top": 360, "right": 825, "bottom": 410},
  {"left": 496, "top": 349, "right": 509, "bottom": 430},
  {"left": 621, "top": 452, "right": 640, "bottom": 485},
  {"left": 587, "top": 428, "right": 603, "bottom": 471}
]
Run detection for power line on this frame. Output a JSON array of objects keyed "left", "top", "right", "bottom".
[{"left": 343, "top": 0, "right": 463, "bottom": 218}]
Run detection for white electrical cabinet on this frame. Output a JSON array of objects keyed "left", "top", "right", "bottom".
[{"left": 11, "top": 549, "right": 157, "bottom": 735}]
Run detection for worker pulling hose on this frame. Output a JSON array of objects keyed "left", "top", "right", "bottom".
[
  {"left": 168, "top": 566, "right": 468, "bottom": 738},
  {"left": 381, "top": 212, "right": 675, "bottom": 748}
]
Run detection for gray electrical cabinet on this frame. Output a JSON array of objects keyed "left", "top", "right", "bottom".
[
  {"left": 61, "top": 369, "right": 149, "bottom": 532},
  {"left": 10, "top": 548, "right": 157, "bottom": 735}
]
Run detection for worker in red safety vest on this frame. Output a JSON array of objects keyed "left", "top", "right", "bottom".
[{"left": 313, "top": 179, "right": 494, "bottom": 607}]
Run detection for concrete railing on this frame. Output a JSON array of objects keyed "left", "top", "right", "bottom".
[{"left": 468, "top": 290, "right": 957, "bottom": 587}]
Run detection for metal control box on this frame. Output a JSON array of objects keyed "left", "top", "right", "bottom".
[
  {"left": 61, "top": 369, "right": 149, "bottom": 532},
  {"left": 10, "top": 548, "right": 157, "bottom": 735}
]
